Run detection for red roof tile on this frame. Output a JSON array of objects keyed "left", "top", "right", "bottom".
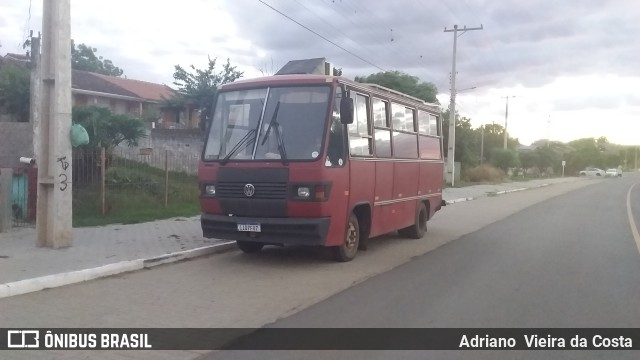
[{"left": 93, "top": 73, "right": 176, "bottom": 101}]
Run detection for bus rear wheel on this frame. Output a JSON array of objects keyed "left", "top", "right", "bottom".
[
  {"left": 331, "top": 214, "right": 359, "bottom": 262},
  {"left": 236, "top": 240, "right": 264, "bottom": 254},
  {"left": 398, "top": 202, "right": 428, "bottom": 239}
]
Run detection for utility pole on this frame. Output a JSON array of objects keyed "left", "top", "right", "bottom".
[
  {"left": 444, "top": 24, "right": 483, "bottom": 186},
  {"left": 36, "top": 0, "right": 73, "bottom": 248},
  {"left": 480, "top": 125, "right": 484, "bottom": 164},
  {"left": 30, "top": 31, "right": 41, "bottom": 168},
  {"left": 502, "top": 95, "right": 515, "bottom": 149}
]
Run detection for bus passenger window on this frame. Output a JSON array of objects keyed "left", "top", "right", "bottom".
[{"left": 348, "top": 93, "right": 372, "bottom": 156}]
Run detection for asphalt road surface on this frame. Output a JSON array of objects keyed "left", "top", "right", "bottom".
[
  {"left": 1, "top": 176, "right": 638, "bottom": 360},
  {"left": 203, "top": 174, "right": 640, "bottom": 360}
]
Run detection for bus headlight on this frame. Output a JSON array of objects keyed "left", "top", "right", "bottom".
[
  {"left": 297, "top": 186, "right": 311, "bottom": 198},
  {"left": 204, "top": 185, "right": 216, "bottom": 196}
]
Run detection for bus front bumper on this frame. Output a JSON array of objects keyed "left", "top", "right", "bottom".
[{"left": 201, "top": 214, "right": 331, "bottom": 246}]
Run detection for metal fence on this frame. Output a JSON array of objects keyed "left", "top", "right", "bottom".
[
  {"left": 0, "top": 158, "right": 36, "bottom": 228},
  {"left": 72, "top": 148, "right": 201, "bottom": 220},
  {"left": 1, "top": 149, "right": 201, "bottom": 228}
]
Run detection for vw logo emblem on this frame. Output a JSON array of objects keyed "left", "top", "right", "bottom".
[{"left": 243, "top": 184, "right": 255, "bottom": 197}]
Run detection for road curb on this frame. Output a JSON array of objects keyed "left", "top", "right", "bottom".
[
  {"left": 445, "top": 197, "right": 477, "bottom": 205},
  {"left": 0, "top": 241, "right": 237, "bottom": 299},
  {"left": 445, "top": 183, "right": 552, "bottom": 205},
  {"left": 143, "top": 241, "right": 236, "bottom": 268}
]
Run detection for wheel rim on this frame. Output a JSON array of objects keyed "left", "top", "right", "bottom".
[{"left": 345, "top": 221, "right": 358, "bottom": 251}]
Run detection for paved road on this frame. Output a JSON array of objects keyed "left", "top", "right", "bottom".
[
  {"left": 0, "top": 177, "right": 633, "bottom": 359},
  {"left": 202, "top": 175, "right": 640, "bottom": 359}
]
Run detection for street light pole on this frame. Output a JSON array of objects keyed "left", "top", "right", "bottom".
[{"left": 502, "top": 95, "right": 515, "bottom": 149}]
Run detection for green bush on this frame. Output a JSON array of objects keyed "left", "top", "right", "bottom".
[{"left": 465, "top": 164, "right": 507, "bottom": 183}]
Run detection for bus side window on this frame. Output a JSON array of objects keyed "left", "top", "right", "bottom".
[{"left": 326, "top": 88, "right": 346, "bottom": 167}]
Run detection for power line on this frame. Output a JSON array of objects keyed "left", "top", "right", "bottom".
[
  {"left": 328, "top": 0, "right": 427, "bottom": 71},
  {"left": 316, "top": 0, "right": 395, "bottom": 68},
  {"left": 257, "top": 0, "right": 386, "bottom": 71},
  {"left": 290, "top": 0, "right": 388, "bottom": 69},
  {"left": 21, "top": 0, "right": 33, "bottom": 49}
]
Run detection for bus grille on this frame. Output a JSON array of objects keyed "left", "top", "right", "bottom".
[{"left": 216, "top": 182, "right": 288, "bottom": 200}]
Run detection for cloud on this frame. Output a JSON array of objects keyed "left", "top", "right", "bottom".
[{"left": 1, "top": 0, "right": 639, "bottom": 145}]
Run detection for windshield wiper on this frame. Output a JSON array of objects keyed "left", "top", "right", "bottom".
[
  {"left": 220, "top": 129, "right": 256, "bottom": 165},
  {"left": 261, "top": 102, "right": 288, "bottom": 165}
]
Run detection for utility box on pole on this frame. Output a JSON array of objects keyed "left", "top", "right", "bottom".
[{"left": 36, "top": 0, "right": 73, "bottom": 248}]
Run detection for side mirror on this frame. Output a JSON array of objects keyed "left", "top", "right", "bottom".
[{"left": 340, "top": 97, "right": 354, "bottom": 124}]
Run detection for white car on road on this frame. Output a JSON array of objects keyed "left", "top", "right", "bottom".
[
  {"left": 579, "top": 167, "right": 605, "bottom": 177},
  {"left": 605, "top": 168, "right": 622, "bottom": 177}
]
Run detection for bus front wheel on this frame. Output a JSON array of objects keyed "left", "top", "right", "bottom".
[
  {"left": 237, "top": 240, "right": 264, "bottom": 254},
  {"left": 332, "top": 214, "right": 360, "bottom": 262},
  {"left": 398, "top": 202, "right": 428, "bottom": 239}
]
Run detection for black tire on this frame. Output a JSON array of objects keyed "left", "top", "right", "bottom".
[
  {"left": 236, "top": 240, "right": 264, "bottom": 254},
  {"left": 398, "top": 202, "right": 428, "bottom": 239},
  {"left": 331, "top": 214, "right": 359, "bottom": 262}
]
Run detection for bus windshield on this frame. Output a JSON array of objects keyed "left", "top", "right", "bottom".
[{"left": 204, "top": 85, "right": 331, "bottom": 162}]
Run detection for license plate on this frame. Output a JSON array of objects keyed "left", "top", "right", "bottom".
[{"left": 237, "top": 223, "right": 261, "bottom": 232}]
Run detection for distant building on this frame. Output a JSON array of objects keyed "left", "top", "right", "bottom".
[{"left": 0, "top": 53, "right": 199, "bottom": 129}]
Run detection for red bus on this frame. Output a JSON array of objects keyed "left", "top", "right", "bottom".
[{"left": 199, "top": 74, "right": 445, "bottom": 261}]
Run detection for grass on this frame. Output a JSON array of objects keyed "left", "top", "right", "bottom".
[{"left": 72, "top": 158, "right": 200, "bottom": 227}]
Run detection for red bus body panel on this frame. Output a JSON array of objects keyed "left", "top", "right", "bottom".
[{"left": 199, "top": 74, "right": 443, "bottom": 249}]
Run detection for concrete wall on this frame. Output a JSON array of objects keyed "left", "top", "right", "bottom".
[{"left": 0, "top": 122, "right": 34, "bottom": 167}]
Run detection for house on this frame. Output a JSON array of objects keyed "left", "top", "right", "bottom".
[
  {"left": 1, "top": 52, "right": 200, "bottom": 129},
  {"left": 71, "top": 71, "right": 200, "bottom": 129}
]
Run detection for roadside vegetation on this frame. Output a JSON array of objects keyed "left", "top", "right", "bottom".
[{"left": 73, "top": 159, "right": 199, "bottom": 227}]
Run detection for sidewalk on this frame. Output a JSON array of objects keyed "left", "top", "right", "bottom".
[{"left": 0, "top": 176, "right": 587, "bottom": 298}]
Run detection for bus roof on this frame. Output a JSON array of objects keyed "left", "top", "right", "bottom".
[
  {"left": 220, "top": 74, "right": 336, "bottom": 90},
  {"left": 220, "top": 74, "right": 440, "bottom": 111}
]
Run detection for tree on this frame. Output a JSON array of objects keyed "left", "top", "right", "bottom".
[
  {"left": 519, "top": 151, "right": 539, "bottom": 172},
  {"left": 442, "top": 112, "right": 479, "bottom": 167},
  {"left": 72, "top": 106, "right": 146, "bottom": 152},
  {"left": 565, "top": 137, "right": 603, "bottom": 174},
  {"left": 534, "top": 146, "right": 558, "bottom": 175},
  {"left": 355, "top": 71, "right": 438, "bottom": 103},
  {"left": 490, "top": 148, "right": 520, "bottom": 173},
  {"left": 170, "top": 57, "right": 243, "bottom": 130},
  {"left": 71, "top": 106, "right": 146, "bottom": 184},
  {"left": 72, "top": 41, "right": 123, "bottom": 76},
  {"left": 0, "top": 63, "right": 30, "bottom": 122}
]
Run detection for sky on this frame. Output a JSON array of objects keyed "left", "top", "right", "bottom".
[{"left": 1, "top": 0, "right": 639, "bottom": 146}]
